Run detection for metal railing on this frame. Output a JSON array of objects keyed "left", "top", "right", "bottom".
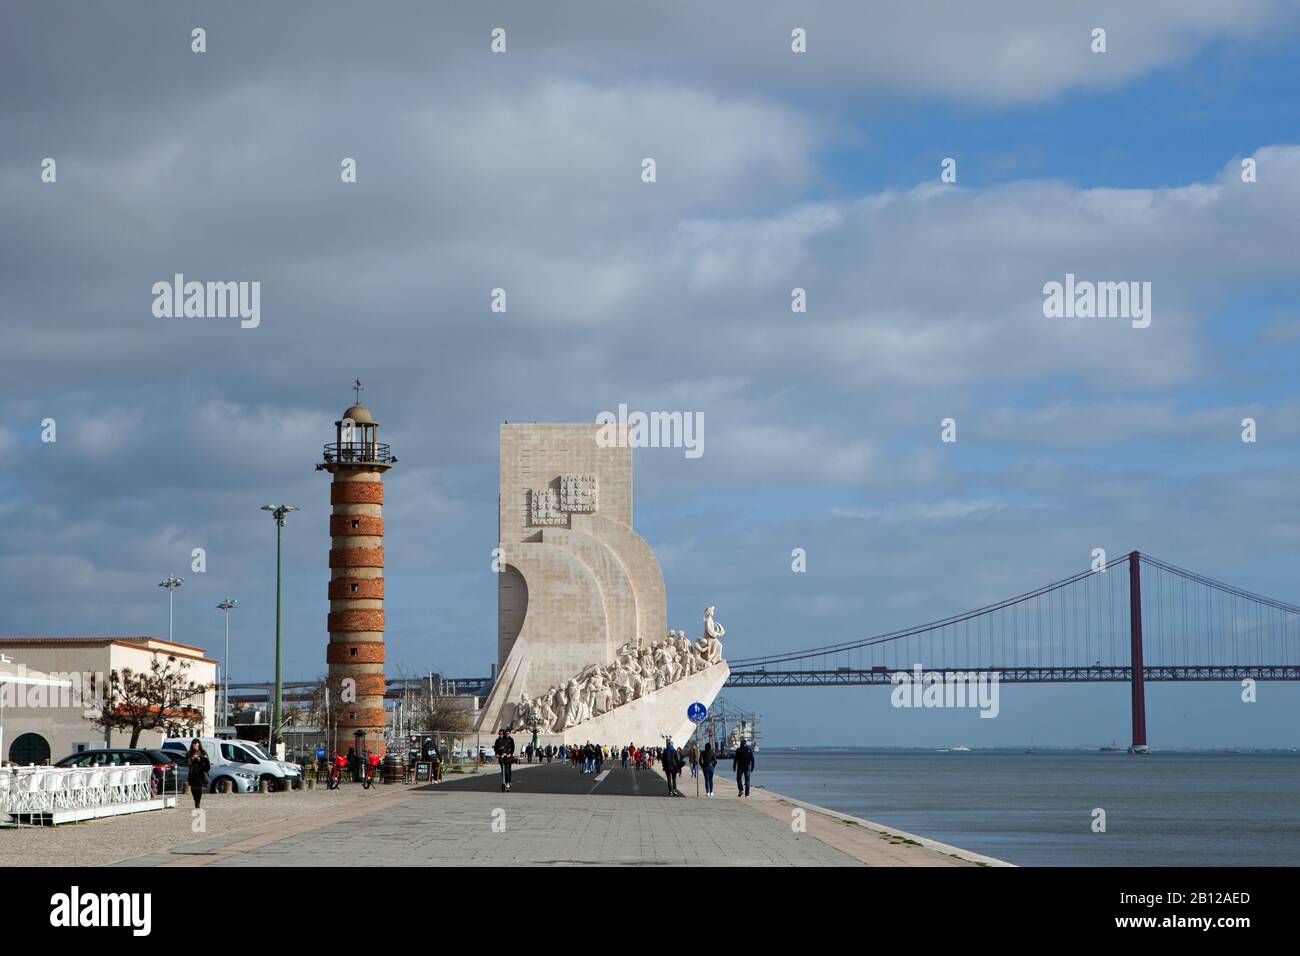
[
  {"left": 0, "top": 766, "right": 155, "bottom": 822},
  {"left": 322, "top": 442, "right": 393, "bottom": 464}
]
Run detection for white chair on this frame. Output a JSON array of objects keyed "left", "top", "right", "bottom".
[
  {"left": 67, "top": 768, "right": 89, "bottom": 809},
  {"left": 0, "top": 771, "right": 13, "bottom": 818},
  {"left": 13, "top": 769, "right": 44, "bottom": 814},
  {"left": 39, "top": 770, "right": 68, "bottom": 812},
  {"left": 85, "top": 768, "right": 107, "bottom": 807},
  {"left": 127, "top": 767, "right": 150, "bottom": 802},
  {"left": 59, "top": 769, "right": 78, "bottom": 810},
  {"left": 105, "top": 768, "right": 123, "bottom": 804}
]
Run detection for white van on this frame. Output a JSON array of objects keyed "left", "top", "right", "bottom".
[{"left": 162, "top": 738, "right": 303, "bottom": 792}]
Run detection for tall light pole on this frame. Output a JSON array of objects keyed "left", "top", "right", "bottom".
[
  {"left": 261, "top": 505, "right": 298, "bottom": 754},
  {"left": 216, "top": 598, "right": 238, "bottom": 726},
  {"left": 158, "top": 575, "right": 184, "bottom": 643}
]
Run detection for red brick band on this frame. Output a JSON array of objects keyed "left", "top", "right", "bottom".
[
  {"left": 330, "top": 514, "right": 384, "bottom": 536},
  {"left": 328, "top": 578, "right": 384, "bottom": 600},
  {"left": 329, "top": 546, "right": 384, "bottom": 569},
  {"left": 326, "top": 642, "right": 385, "bottom": 664},
  {"left": 328, "top": 609, "right": 385, "bottom": 632},
  {"left": 351, "top": 674, "right": 388, "bottom": 697},
  {"left": 335, "top": 708, "right": 387, "bottom": 729},
  {"left": 331, "top": 481, "right": 384, "bottom": 505}
]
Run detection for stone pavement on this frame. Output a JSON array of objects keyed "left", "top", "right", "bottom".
[{"left": 108, "top": 760, "right": 1006, "bottom": 866}]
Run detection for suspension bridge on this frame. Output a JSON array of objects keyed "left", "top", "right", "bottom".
[{"left": 724, "top": 551, "right": 1300, "bottom": 752}]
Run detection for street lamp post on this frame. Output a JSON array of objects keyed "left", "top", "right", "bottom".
[
  {"left": 216, "top": 598, "right": 238, "bottom": 726},
  {"left": 158, "top": 575, "right": 184, "bottom": 643},
  {"left": 261, "top": 505, "right": 298, "bottom": 756}
]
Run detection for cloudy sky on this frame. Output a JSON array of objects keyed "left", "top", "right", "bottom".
[{"left": 3, "top": 1, "right": 1299, "bottom": 747}]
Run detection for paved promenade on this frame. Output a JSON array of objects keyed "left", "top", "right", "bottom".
[{"left": 96, "top": 761, "right": 1007, "bottom": 867}]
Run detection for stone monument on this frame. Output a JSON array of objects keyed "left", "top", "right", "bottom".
[{"left": 477, "top": 423, "right": 729, "bottom": 745}]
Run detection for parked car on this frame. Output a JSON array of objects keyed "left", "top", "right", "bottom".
[
  {"left": 55, "top": 748, "right": 179, "bottom": 794},
  {"left": 156, "top": 748, "right": 262, "bottom": 794},
  {"left": 209, "top": 763, "right": 259, "bottom": 793},
  {"left": 159, "top": 750, "right": 189, "bottom": 790},
  {"left": 161, "top": 738, "right": 303, "bottom": 792}
]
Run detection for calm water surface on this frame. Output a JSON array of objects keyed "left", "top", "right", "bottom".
[{"left": 746, "top": 750, "right": 1300, "bottom": 866}]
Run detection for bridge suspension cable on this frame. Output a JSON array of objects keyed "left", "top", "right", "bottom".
[{"left": 728, "top": 552, "right": 1299, "bottom": 676}]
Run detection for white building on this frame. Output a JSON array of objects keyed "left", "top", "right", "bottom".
[{"left": 0, "top": 636, "right": 217, "bottom": 765}]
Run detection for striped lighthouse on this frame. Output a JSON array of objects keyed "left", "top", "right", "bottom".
[{"left": 316, "top": 382, "right": 395, "bottom": 756}]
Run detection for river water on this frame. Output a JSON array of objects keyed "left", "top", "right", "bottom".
[{"left": 745, "top": 749, "right": 1300, "bottom": 866}]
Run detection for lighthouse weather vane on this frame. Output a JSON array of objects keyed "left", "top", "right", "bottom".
[{"left": 353, "top": 378, "right": 364, "bottom": 404}]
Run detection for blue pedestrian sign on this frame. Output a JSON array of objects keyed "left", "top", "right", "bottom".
[{"left": 687, "top": 702, "right": 708, "bottom": 723}]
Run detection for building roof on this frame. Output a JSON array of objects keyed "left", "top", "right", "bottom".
[{"left": 0, "top": 636, "right": 214, "bottom": 661}]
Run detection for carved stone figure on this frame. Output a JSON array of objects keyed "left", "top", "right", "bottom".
[
  {"left": 592, "top": 675, "right": 613, "bottom": 716},
  {"left": 511, "top": 690, "right": 533, "bottom": 730},
  {"left": 630, "top": 668, "right": 648, "bottom": 700},
  {"left": 508, "top": 611, "right": 728, "bottom": 732},
  {"left": 551, "top": 683, "right": 569, "bottom": 731},
  {"left": 704, "top": 606, "right": 725, "bottom": 640},
  {"left": 562, "top": 678, "right": 583, "bottom": 728},
  {"left": 537, "top": 690, "right": 556, "bottom": 733}
]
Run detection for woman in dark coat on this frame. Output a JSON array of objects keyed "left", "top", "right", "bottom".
[
  {"left": 185, "top": 739, "right": 211, "bottom": 809},
  {"left": 662, "top": 741, "right": 683, "bottom": 796},
  {"left": 699, "top": 743, "right": 718, "bottom": 797}
]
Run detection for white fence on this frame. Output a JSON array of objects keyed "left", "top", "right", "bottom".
[{"left": 0, "top": 766, "right": 165, "bottom": 824}]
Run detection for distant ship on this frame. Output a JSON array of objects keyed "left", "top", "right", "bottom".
[
  {"left": 951, "top": 745, "right": 971, "bottom": 752},
  {"left": 1025, "top": 738, "right": 1035, "bottom": 754},
  {"left": 1100, "top": 739, "right": 1123, "bottom": 752}
]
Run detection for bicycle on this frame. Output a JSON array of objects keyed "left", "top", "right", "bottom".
[{"left": 361, "top": 761, "right": 378, "bottom": 790}]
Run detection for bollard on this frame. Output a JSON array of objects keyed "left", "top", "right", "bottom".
[
  {"left": 258, "top": 778, "right": 270, "bottom": 794},
  {"left": 218, "top": 779, "right": 232, "bottom": 794},
  {"left": 306, "top": 777, "right": 315, "bottom": 791}
]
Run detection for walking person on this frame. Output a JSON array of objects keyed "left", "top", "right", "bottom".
[
  {"left": 185, "top": 739, "right": 210, "bottom": 809},
  {"left": 733, "top": 738, "right": 755, "bottom": 797},
  {"left": 494, "top": 728, "right": 516, "bottom": 793},
  {"left": 700, "top": 743, "right": 717, "bottom": 797},
  {"left": 687, "top": 741, "right": 699, "bottom": 780},
  {"left": 662, "top": 739, "right": 682, "bottom": 796}
]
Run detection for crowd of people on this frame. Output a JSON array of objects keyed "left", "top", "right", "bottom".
[
  {"left": 304, "top": 731, "right": 757, "bottom": 800},
  {"left": 492, "top": 729, "right": 755, "bottom": 798}
]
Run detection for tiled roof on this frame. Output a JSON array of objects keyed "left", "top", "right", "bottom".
[{"left": 0, "top": 636, "right": 209, "bottom": 654}]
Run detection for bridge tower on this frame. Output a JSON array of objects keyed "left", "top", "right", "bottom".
[
  {"left": 1128, "top": 551, "right": 1149, "bottom": 754},
  {"left": 316, "top": 382, "right": 396, "bottom": 757}
]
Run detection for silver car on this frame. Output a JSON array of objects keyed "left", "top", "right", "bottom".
[
  {"left": 208, "top": 763, "right": 259, "bottom": 793},
  {"left": 159, "top": 748, "right": 259, "bottom": 793}
]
